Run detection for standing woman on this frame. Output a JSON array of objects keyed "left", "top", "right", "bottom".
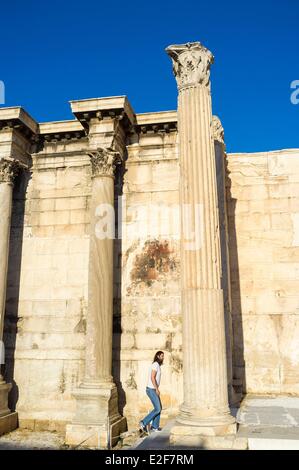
[{"left": 139, "top": 351, "right": 164, "bottom": 433}]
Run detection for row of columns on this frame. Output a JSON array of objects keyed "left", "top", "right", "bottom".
[{"left": 1, "top": 42, "right": 236, "bottom": 446}]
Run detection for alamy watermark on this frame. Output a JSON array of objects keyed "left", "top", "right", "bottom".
[
  {"left": 0, "top": 80, "right": 5, "bottom": 105},
  {"left": 290, "top": 80, "right": 299, "bottom": 104},
  {"left": 95, "top": 196, "right": 205, "bottom": 251}
]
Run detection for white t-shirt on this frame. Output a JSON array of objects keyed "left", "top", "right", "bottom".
[{"left": 147, "top": 361, "right": 161, "bottom": 389}]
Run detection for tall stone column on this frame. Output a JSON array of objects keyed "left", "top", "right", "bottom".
[
  {"left": 66, "top": 148, "right": 126, "bottom": 448},
  {"left": 166, "top": 42, "right": 236, "bottom": 441},
  {"left": 0, "top": 158, "right": 18, "bottom": 435}
]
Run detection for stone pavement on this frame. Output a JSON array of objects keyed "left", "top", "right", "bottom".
[
  {"left": 132, "top": 396, "right": 299, "bottom": 450},
  {"left": 0, "top": 429, "right": 66, "bottom": 450},
  {"left": 1, "top": 396, "right": 299, "bottom": 450},
  {"left": 237, "top": 395, "right": 299, "bottom": 450}
]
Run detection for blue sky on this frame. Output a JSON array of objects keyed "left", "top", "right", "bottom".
[{"left": 0, "top": 0, "right": 298, "bottom": 152}]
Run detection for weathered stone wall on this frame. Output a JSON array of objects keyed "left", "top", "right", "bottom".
[
  {"left": 227, "top": 149, "right": 299, "bottom": 395},
  {"left": 4, "top": 137, "right": 91, "bottom": 432},
  {"left": 3, "top": 108, "right": 299, "bottom": 436},
  {"left": 116, "top": 123, "right": 183, "bottom": 428}
]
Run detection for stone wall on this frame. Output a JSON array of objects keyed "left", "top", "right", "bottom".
[
  {"left": 227, "top": 149, "right": 299, "bottom": 395},
  {"left": 114, "top": 117, "right": 183, "bottom": 428},
  {"left": 2, "top": 105, "right": 299, "bottom": 436},
  {"left": 4, "top": 137, "right": 90, "bottom": 432}
]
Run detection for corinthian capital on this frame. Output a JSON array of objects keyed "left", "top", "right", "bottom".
[
  {"left": 212, "top": 116, "right": 225, "bottom": 146},
  {"left": 0, "top": 158, "right": 20, "bottom": 184},
  {"left": 87, "top": 148, "right": 122, "bottom": 178},
  {"left": 166, "top": 42, "right": 214, "bottom": 90}
]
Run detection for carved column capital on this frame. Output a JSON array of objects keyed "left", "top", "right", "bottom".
[
  {"left": 87, "top": 148, "right": 122, "bottom": 178},
  {"left": 212, "top": 116, "right": 225, "bottom": 147},
  {"left": 0, "top": 158, "right": 20, "bottom": 184},
  {"left": 166, "top": 42, "right": 214, "bottom": 91}
]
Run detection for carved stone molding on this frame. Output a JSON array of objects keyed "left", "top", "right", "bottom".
[
  {"left": 0, "top": 158, "right": 20, "bottom": 184},
  {"left": 212, "top": 116, "right": 225, "bottom": 146},
  {"left": 87, "top": 148, "right": 122, "bottom": 178},
  {"left": 166, "top": 42, "right": 214, "bottom": 90}
]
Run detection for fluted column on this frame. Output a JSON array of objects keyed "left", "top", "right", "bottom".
[
  {"left": 66, "top": 148, "right": 126, "bottom": 448},
  {"left": 0, "top": 158, "right": 18, "bottom": 433},
  {"left": 166, "top": 42, "right": 236, "bottom": 437},
  {"left": 0, "top": 159, "right": 19, "bottom": 382},
  {"left": 84, "top": 148, "right": 121, "bottom": 385}
]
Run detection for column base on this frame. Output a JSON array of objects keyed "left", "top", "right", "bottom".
[
  {"left": 176, "top": 403, "right": 236, "bottom": 433},
  {"left": 172, "top": 404, "right": 237, "bottom": 442},
  {"left": 0, "top": 412, "right": 18, "bottom": 437},
  {"left": 0, "top": 382, "right": 18, "bottom": 436},
  {"left": 66, "top": 417, "right": 127, "bottom": 449},
  {"left": 65, "top": 382, "right": 127, "bottom": 448}
]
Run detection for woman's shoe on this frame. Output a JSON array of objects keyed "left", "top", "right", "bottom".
[{"left": 139, "top": 421, "right": 148, "bottom": 434}]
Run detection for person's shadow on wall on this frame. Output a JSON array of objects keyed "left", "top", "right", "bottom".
[{"left": 3, "top": 168, "right": 30, "bottom": 412}]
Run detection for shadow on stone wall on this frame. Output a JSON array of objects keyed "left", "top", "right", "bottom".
[
  {"left": 3, "top": 169, "right": 30, "bottom": 412},
  {"left": 112, "top": 163, "right": 127, "bottom": 417},
  {"left": 225, "top": 161, "right": 246, "bottom": 399}
]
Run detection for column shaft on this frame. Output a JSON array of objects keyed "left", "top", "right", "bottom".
[
  {"left": 0, "top": 158, "right": 18, "bottom": 433},
  {"left": 84, "top": 175, "right": 114, "bottom": 384},
  {"left": 0, "top": 182, "right": 13, "bottom": 345},
  {"left": 166, "top": 42, "right": 236, "bottom": 433}
]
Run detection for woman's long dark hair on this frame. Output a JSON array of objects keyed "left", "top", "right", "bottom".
[{"left": 153, "top": 351, "right": 164, "bottom": 365}]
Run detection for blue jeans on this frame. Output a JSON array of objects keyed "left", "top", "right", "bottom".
[{"left": 141, "top": 387, "right": 162, "bottom": 429}]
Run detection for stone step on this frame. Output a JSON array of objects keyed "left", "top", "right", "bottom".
[
  {"left": 248, "top": 437, "right": 299, "bottom": 450},
  {"left": 238, "top": 425, "right": 299, "bottom": 450}
]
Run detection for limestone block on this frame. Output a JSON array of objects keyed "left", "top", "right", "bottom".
[
  {"left": 124, "top": 164, "right": 152, "bottom": 191},
  {"left": 31, "top": 226, "right": 55, "bottom": 237},
  {"left": 291, "top": 213, "right": 299, "bottom": 246},
  {"left": 121, "top": 297, "right": 181, "bottom": 334},
  {"left": 31, "top": 300, "right": 66, "bottom": 317},
  {"left": 271, "top": 263, "right": 299, "bottom": 280},
  {"left": 0, "top": 413, "right": 18, "bottom": 437},
  {"left": 255, "top": 292, "right": 299, "bottom": 314},
  {"left": 234, "top": 213, "right": 271, "bottom": 231},
  {"left": 33, "top": 170, "right": 56, "bottom": 190},
  {"left": 135, "top": 333, "right": 169, "bottom": 350},
  {"left": 273, "top": 246, "right": 299, "bottom": 263},
  {"left": 13, "top": 332, "right": 86, "bottom": 351},
  {"left": 30, "top": 198, "right": 55, "bottom": 212},
  {"left": 151, "top": 162, "right": 179, "bottom": 191},
  {"left": 56, "top": 167, "right": 88, "bottom": 190},
  {"left": 277, "top": 315, "right": 299, "bottom": 368},
  {"left": 268, "top": 183, "right": 299, "bottom": 199},
  {"left": 242, "top": 315, "right": 280, "bottom": 365},
  {"left": 70, "top": 209, "right": 88, "bottom": 225},
  {"left": 229, "top": 184, "right": 268, "bottom": 201},
  {"left": 290, "top": 198, "right": 299, "bottom": 212},
  {"left": 68, "top": 238, "right": 90, "bottom": 254},
  {"left": 19, "top": 316, "right": 85, "bottom": 334},
  {"left": 245, "top": 367, "right": 281, "bottom": 394},
  {"left": 267, "top": 151, "right": 299, "bottom": 176},
  {"left": 54, "top": 224, "right": 87, "bottom": 237},
  {"left": 271, "top": 213, "right": 294, "bottom": 230}
]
